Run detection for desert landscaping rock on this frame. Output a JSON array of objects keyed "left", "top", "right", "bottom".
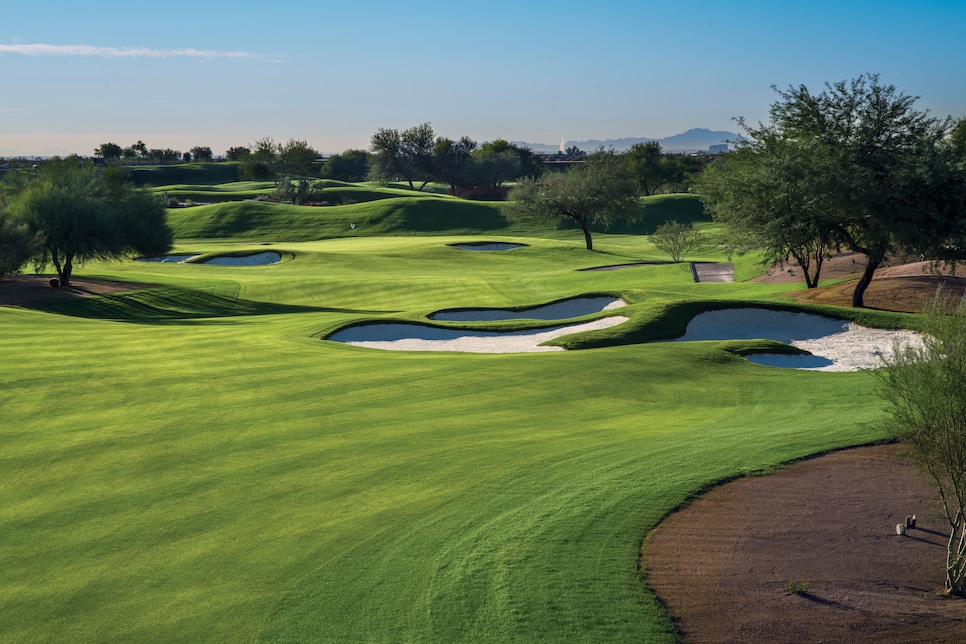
[
  {"left": 430, "top": 297, "right": 627, "bottom": 321},
  {"left": 328, "top": 316, "right": 628, "bottom": 352}
]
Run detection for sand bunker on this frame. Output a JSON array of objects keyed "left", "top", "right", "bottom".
[
  {"left": 580, "top": 262, "right": 657, "bottom": 272},
  {"left": 135, "top": 254, "right": 200, "bottom": 263},
  {"left": 451, "top": 243, "right": 526, "bottom": 251},
  {"left": 201, "top": 252, "right": 281, "bottom": 266},
  {"left": 328, "top": 316, "right": 628, "bottom": 353},
  {"left": 430, "top": 297, "right": 627, "bottom": 321},
  {"left": 674, "top": 308, "right": 924, "bottom": 371}
]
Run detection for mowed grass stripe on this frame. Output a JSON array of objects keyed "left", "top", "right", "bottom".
[{"left": 0, "top": 196, "right": 896, "bottom": 642}]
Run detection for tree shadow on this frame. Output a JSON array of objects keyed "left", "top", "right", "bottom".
[{"left": 23, "top": 286, "right": 390, "bottom": 324}]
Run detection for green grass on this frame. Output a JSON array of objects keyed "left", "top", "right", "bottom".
[
  {"left": 0, "top": 187, "right": 904, "bottom": 642},
  {"left": 128, "top": 162, "right": 241, "bottom": 186}
]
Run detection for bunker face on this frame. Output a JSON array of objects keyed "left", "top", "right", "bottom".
[
  {"left": 328, "top": 316, "right": 629, "bottom": 353},
  {"left": 135, "top": 254, "right": 200, "bottom": 263},
  {"left": 430, "top": 297, "right": 627, "bottom": 321},
  {"left": 673, "top": 308, "right": 924, "bottom": 371},
  {"left": 202, "top": 252, "right": 281, "bottom": 266},
  {"left": 451, "top": 243, "right": 526, "bottom": 251}
]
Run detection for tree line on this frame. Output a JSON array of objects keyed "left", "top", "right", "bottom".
[
  {"left": 0, "top": 159, "right": 172, "bottom": 286},
  {"left": 697, "top": 74, "right": 966, "bottom": 307}
]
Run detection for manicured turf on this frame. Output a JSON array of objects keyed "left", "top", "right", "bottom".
[{"left": 0, "top": 181, "right": 905, "bottom": 641}]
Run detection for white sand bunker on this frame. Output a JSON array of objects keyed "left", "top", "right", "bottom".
[
  {"left": 673, "top": 308, "right": 924, "bottom": 371},
  {"left": 135, "top": 254, "right": 200, "bottom": 263},
  {"left": 328, "top": 316, "right": 629, "bottom": 353},
  {"left": 202, "top": 252, "right": 281, "bottom": 266},
  {"left": 430, "top": 297, "right": 627, "bottom": 321},
  {"left": 451, "top": 243, "right": 526, "bottom": 251}
]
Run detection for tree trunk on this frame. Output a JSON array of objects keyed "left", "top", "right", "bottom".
[
  {"left": 948, "top": 510, "right": 966, "bottom": 596},
  {"left": 580, "top": 219, "right": 593, "bottom": 251},
  {"left": 61, "top": 254, "right": 74, "bottom": 287},
  {"left": 851, "top": 257, "right": 881, "bottom": 307}
]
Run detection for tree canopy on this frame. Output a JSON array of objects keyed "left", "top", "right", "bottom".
[
  {"left": 4, "top": 160, "right": 172, "bottom": 286},
  {"left": 505, "top": 150, "right": 640, "bottom": 250},
  {"left": 698, "top": 74, "right": 966, "bottom": 305}
]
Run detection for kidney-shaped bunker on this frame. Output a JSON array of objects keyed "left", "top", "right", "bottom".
[
  {"left": 430, "top": 297, "right": 626, "bottom": 321},
  {"left": 327, "top": 316, "right": 628, "bottom": 353},
  {"left": 672, "top": 308, "right": 924, "bottom": 371},
  {"left": 202, "top": 252, "right": 281, "bottom": 266}
]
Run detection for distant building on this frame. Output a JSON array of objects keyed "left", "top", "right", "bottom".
[{"left": 709, "top": 143, "right": 729, "bottom": 154}]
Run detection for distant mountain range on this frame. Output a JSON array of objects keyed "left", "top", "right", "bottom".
[{"left": 516, "top": 128, "right": 742, "bottom": 154}]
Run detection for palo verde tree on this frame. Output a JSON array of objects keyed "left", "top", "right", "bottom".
[
  {"left": 651, "top": 220, "right": 703, "bottom": 263},
  {"left": 877, "top": 293, "right": 966, "bottom": 595},
  {"left": 505, "top": 149, "right": 640, "bottom": 250},
  {"left": 6, "top": 160, "right": 173, "bottom": 286}
]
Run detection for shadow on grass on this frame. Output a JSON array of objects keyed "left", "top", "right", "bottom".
[{"left": 23, "top": 286, "right": 387, "bottom": 323}]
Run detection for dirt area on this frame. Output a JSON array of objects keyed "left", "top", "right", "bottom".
[
  {"left": 644, "top": 444, "right": 966, "bottom": 642},
  {"left": 754, "top": 252, "right": 966, "bottom": 312},
  {"left": 0, "top": 274, "right": 152, "bottom": 307}
]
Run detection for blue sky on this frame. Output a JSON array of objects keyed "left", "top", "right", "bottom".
[{"left": 2, "top": 0, "right": 965, "bottom": 156}]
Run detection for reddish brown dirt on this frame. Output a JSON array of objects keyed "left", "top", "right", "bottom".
[
  {"left": 644, "top": 444, "right": 966, "bottom": 643},
  {"left": 753, "top": 252, "right": 966, "bottom": 313},
  {"left": 0, "top": 274, "right": 153, "bottom": 307}
]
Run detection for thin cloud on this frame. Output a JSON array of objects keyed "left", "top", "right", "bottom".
[{"left": 0, "top": 43, "right": 260, "bottom": 59}]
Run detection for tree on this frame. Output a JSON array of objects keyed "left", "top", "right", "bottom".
[
  {"left": 94, "top": 143, "right": 122, "bottom": 162},
  {"left": 696, "top": 136, "right": 838, "bottom": 288},
  {"left": 432, "top": 136, "right": 477, "bottom": 195},
  {"left": 478, "top": 139, "right": 543, "bottom": 180},
  {"left": 623, "top": 141, "right": 670, "bottom": 196},
  {"left": 505, "top": 150, "right": 640, "bottom": 250},
  {"left": 276, "top": 139, "right": 319, "bottom": 178},
  {"left": 877, "top": 293, "right": 966, "bottom": 595},
  {"left": 465, "top": 149, "right": 520, "bottom": 198},
  {"left": 225, "top": 146, "right": 250, "bottom": 162},
  {"left": 190, "top": 146, "right": 213, "bottom": 162},
  {"left": 699, "top": 75, "right": 966, "bottom": 304},
  {"left": 0, "top": 214, "right": 41, "bottom": 275},
  {"left": 951, "top": 118, "right": 966, "bottom": 163},
  {"left": 400, "top": 123, "right": 435, "bottom": 190},
  {"left": 769, "top": 75, "right": 965, "bottom": 306},
  {"left": 652, "top": 220, "right": 703, "bottom": 262},
  {"left": 321, "top": 149, "right": 370, "bottom": 182},
  {"left": 239, "top": 137, "right": 277, "bottom": 180},
  {"left": 369, "top": 123, "right": 436, "bottom": 190},
  {"left": 6, "top": 159, "right": 173, "bottom": 286}
]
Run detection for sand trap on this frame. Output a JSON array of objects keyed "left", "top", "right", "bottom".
[
  {"left": 673, "top": 308, "right": 924, "bottom": 371},
  {"left": 579, "top": 262, "right": 658, "bottom": 272},
  {"left": 135, "top": 254, "right": 200, "bottom": 263},
  {"left": 430, "top": 297, "right": 627, "bottom": 321},
  {"left": 451, "top": 243, "right": 526, "bottom": 251},
  {"left": 202, "top": 252, "right": 281, "bottom": 266},
  {"left": 327, "top": 316, "right": 629, "bottom": 353}
]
